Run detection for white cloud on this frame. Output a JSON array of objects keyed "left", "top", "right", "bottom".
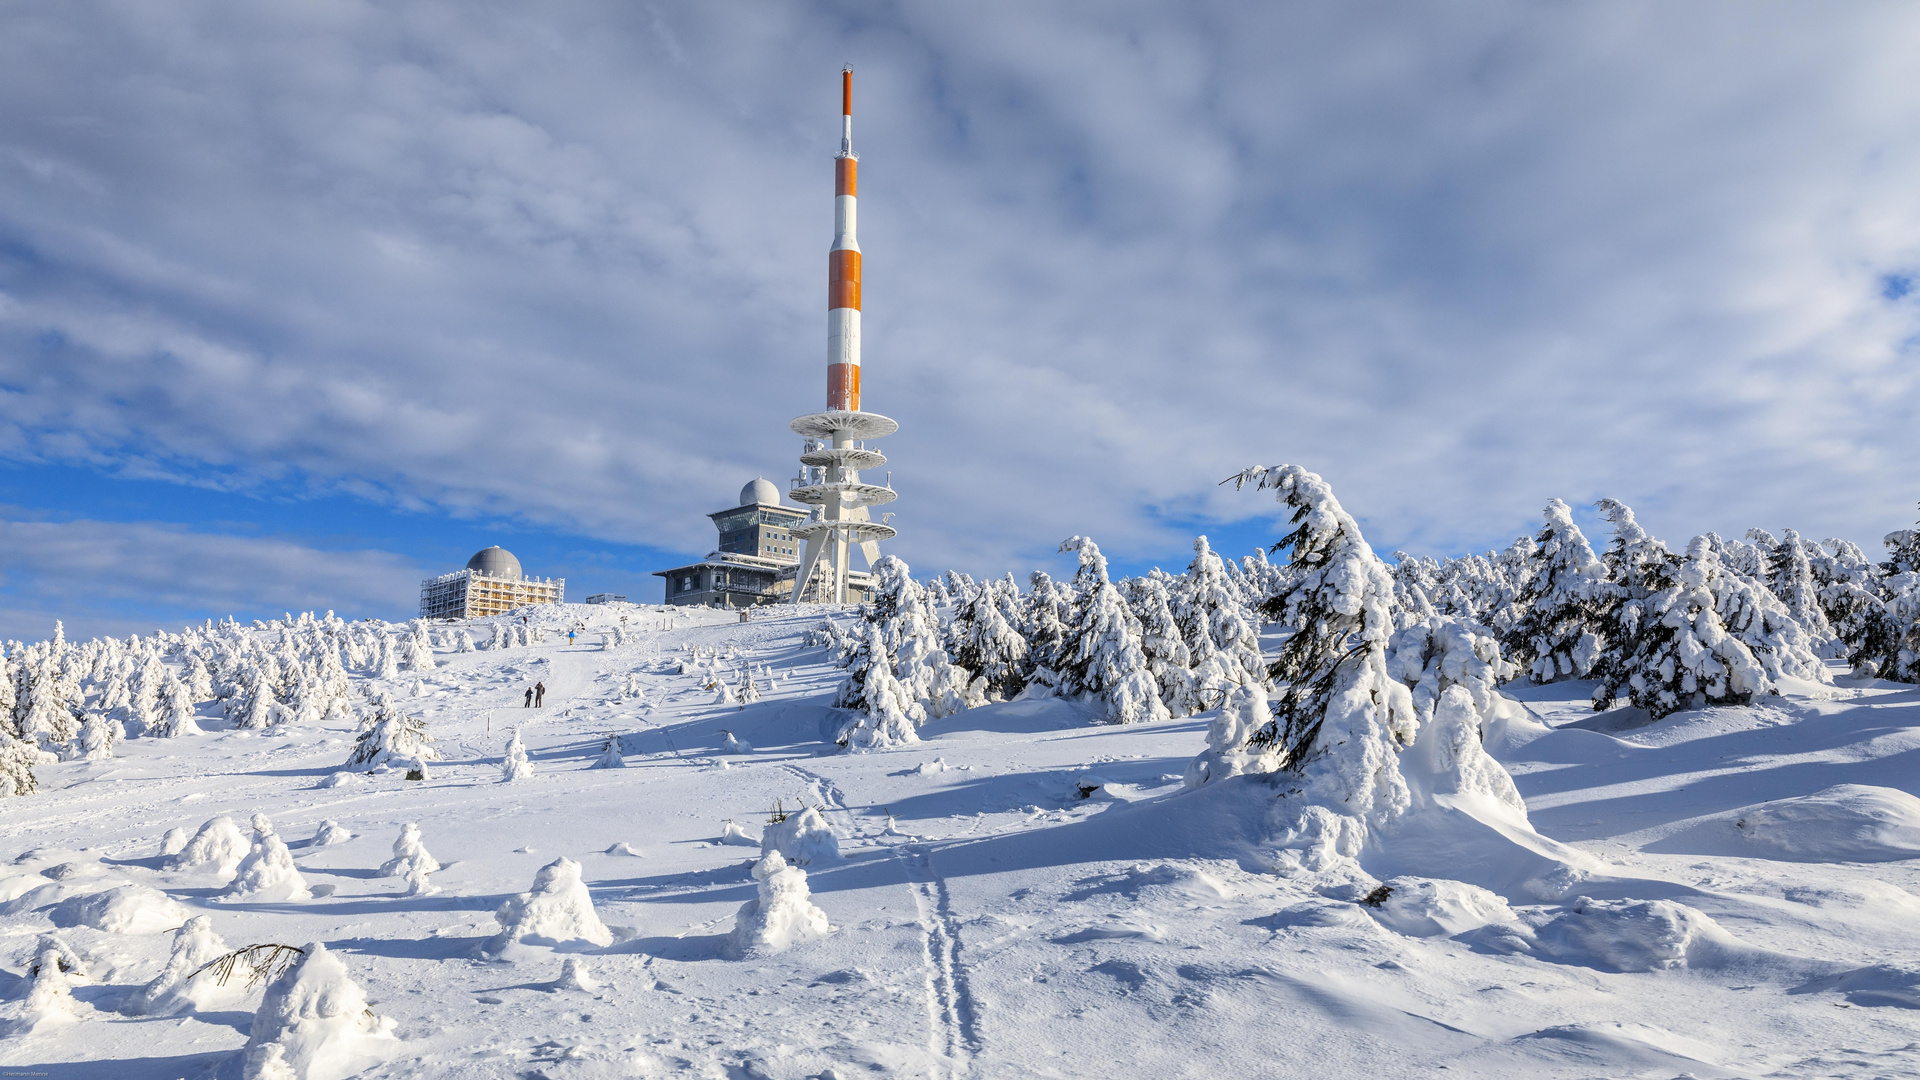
[
  {"left": 0, "top": 516, "right": 423, "bottom": 641},
  {"left": 0, "top": 1, "right": 1917, "bottom": 583}
]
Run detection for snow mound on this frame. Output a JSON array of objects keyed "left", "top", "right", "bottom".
[
  {"left": 50, "top": 883, "right": 190, "bottom": 934},
  {"left": 1735, "top": 784, "right": 1920, "bottom": 862},
  {"left": 604, "top": 842, "right": 642, "bottom": 857},
  {"left": 489, "top": 857, "right": 612, "bottom": 952},
  {"left": 315, "top": 772, "right": 358, "bottom": 789},
  {"left": 718, "top": 822, "right": 759, "bottom": 847},
  {"left": 1531, "top": 897, "right": 1749, "bottom": 972},
  {"left": 761, "top": 806, "right": 840, "bottom": 865},
  {"left": 158, "top": 827, "right": 189, "bottom": 857},
  {"left": 168, "top": 815, "right": 250, "bottom": 875},
  {"left": 122, "top": 915, "right": 230, "bottom": 1016},
  {"left": 1365, "top": 877, "right": 1515, "bottom": 937},
  {"left": 232, "top": 942, "right": 397, "bottom": 1080},
  {"left": 727, "top": 851, "right": 830, "bottom": 959},
  {"left": 554, "top": 956, "right": 599, "bottom": 993},
  {"left": 310, "top": 820, "right": 352, "bottom": 847}
]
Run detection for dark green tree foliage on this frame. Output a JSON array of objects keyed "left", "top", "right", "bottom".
[{"left": 1587, "top": 499, "right": 1683, "bottom": 713}]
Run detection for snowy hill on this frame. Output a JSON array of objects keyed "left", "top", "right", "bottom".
[{"left": 2, "top": 599, "right": 1919, "bottom": 1079}]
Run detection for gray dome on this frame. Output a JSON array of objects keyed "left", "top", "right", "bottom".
[
  {"left": 466, "top": 546, "right": 523, "bottom": 580},
  {"left": 741, "top": 477, "right": 781, "bottom": 507}
]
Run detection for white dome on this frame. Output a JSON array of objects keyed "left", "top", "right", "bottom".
[{"left": 741, "top": 477, "right": 781, "bottom": 506}]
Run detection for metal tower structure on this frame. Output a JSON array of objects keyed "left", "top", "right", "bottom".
[{"left": 790, "top": 66, "right": 897, "bottom": 604}]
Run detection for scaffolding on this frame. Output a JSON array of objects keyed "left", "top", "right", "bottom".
[{"left": 418, "top": 568, "right": 564, "bottom": 620}]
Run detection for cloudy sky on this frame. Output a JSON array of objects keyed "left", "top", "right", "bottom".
[{"left": 2, "top": 1, "right": 1917, "bottom": 640}]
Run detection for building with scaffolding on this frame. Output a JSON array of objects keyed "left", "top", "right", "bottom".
[
  {"left": 419, "top": 546, "right": 565, "bottom": 619},
  {"left": 653, "top": 479, "right": 873, "bottom": 608}
]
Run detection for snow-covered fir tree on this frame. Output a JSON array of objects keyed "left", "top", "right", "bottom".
[
  {"left": 948, "top": 577, "right": 1031, "bottom": 702},
  {"left": 1020, "top": 571, "right": 1072, "bottom": 690},
  {"left": 1224, "top": 466, "right": 1418, "bottom": 797},
  {"left": 833, "top": 623, "right": 921, "bottom": 750},
  {"left": 1121, "top": 572, "right": 1195, "bottom": 714},
  {"left": 1172, "top": 536, "right": 1268, "bottom": 704},
  {"left": 1054, "top": 537, "right": 1169, "bottom": 725},
  {"left": 1503, "top": 498, "right": 1611, "bottom": 682},
  {"left": 344, "top": 693, "right": 438, "bottom": 770}
]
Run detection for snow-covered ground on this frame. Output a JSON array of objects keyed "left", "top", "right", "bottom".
[{"left": 5, "top": 601, "right": 1920, "bottom": 1079}]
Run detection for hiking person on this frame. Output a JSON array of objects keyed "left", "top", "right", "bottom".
[
  {"left": 523, "top": 687, "right": 533, "bottom": 708},
  {"left": 535, "top": 681, "right": 546, "bottom": 707}
]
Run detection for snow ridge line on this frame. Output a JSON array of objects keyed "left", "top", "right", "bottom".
[{"left": 898, "top": 843, "right": 976, "bottom": 1078}]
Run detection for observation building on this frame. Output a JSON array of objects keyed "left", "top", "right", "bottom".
[
  {"left": 419, "top": 546, "right": 565, "bottom": 619},
  {"left": 653, "top": 479, "right": 873, "bottom": 608}
]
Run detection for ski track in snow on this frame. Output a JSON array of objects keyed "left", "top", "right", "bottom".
[{"left": 899, "top": 842, "right": 975, "bottom": 1078}]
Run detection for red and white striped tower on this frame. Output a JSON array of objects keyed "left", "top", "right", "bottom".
[
  {"left": 828, "top": 65, "right": 861, "bottom": 411},
  {"left": 790, "top": 66, "right": 898, "bottom": 604}
]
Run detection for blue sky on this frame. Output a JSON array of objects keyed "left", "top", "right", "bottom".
[{"left": 2, "top": 1, "right": 1918, "bottom": 640}]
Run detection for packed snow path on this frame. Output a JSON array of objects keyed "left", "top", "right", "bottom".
[{"left": 5, "top": 604, "right": 1920, "bottom": 1078}]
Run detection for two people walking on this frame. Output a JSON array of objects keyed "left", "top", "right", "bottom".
[{"left": 522, "top": 681, "right": 545, "bottom": 708}]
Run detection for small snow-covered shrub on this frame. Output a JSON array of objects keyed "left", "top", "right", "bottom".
[
  {"left": 235, "top": 943, "right": 398, "bottom": 1080},
  {"left": 720, "top": 729, "right": 753, "bottom": 754},
  {"left": 378, "top": 823, "right": 439, "bottom": 878},
  {"left": 554, "top": 956, "right": 598, "bottom": 993},
  {"left": 591, "top": 733, "right": 625, "bottom": 769},
  {"left": 122, "top": 916, "right": 229, "bottom": 1016},
  {"left": 726, "top": 851, "right": 830, "bottom": 959},
  {"left": 501, "top": 729, "right": 534, "bottom": 781},
  {"left": 1184, "top": 683, "right": 1283, "bottom": 788},
  {"left": 1364, "top": 877, "right": 1515, "bottom": 938},
  {"left": 168, "top": 815, "right": 250, "bottom": 876},
  {"left": 225, "top": 817, "right": 311, "bottom": 902},
  {"left": 761, "top": 806, "right": 840, "bottom": 865},
  {"left": 310, "top": 820, "right": 352, "bottom": 848},
  {"left": 488, "top": 857, "right": 612, "bottom": 952},
  {"left": 15, "top": 935, "right": 85, "bottom": 1030}
]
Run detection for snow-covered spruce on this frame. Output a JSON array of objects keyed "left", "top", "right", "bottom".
[
  {"left": 726, "top": 851, "right": 830, "bottom": 959},
  {"left": 1055, "top": 536, "right": 1170, "bottom": 725},
  {"left": 1592, "top": 506, "right": 1828, "bottom": 718},
  {"left": 487, "top": 857, "right": 612, "bottom": 952},
  {"left": 1172, "top": 535, "right": 1269, "bottom": 701},
  {"left": 1502, "top": 498, "right": 1610, "bottom": 682},
  {"left": 1122, "top": 573, "right": 1195, "bottom": 715},
  {"left": 832, "top": 623, "right": 921, "bottom": 750},
  {"left": 0, "top": 729, "right": 41, "bottom": 796},
  {"left": 224, "top": 815, "right": 311, "bottom": 902},
  {"left": 233, "top": 943, "right": 398, "bottom": 1080},
  {"left": 122, "top": 915, "right": 230, "bottom": 1016},
  {"left": 869, "top": 555, "right": 981, "bottom": 720},
  {"left": 343, "top": 693, "right": 438, "bottom": 771},
  {"left": 761, "top": 805, "right": 840, "bottom": 864},
  {"left": 501, "top": 728, "right": 534, "bottom": 781}
]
